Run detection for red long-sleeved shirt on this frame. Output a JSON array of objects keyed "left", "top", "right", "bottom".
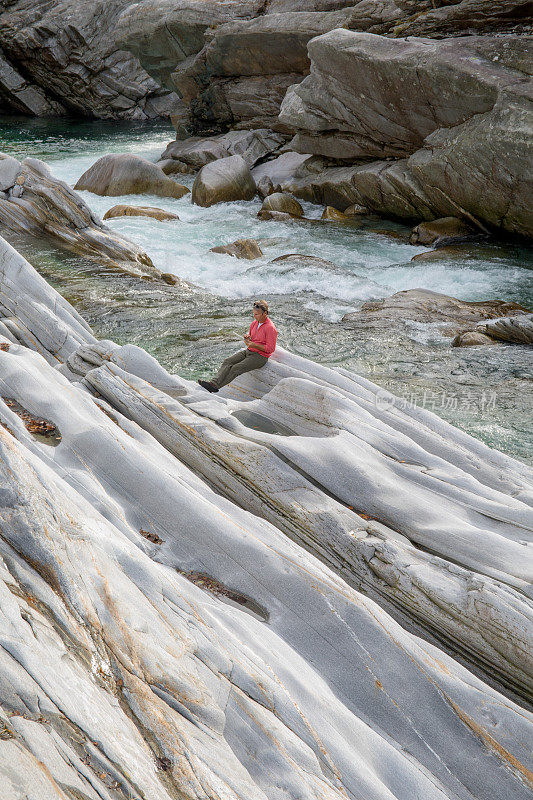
[{"left": 247, "top": 317, "right": 277, "bottom": 358}]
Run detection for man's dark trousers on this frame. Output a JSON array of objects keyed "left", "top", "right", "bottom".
[{"left": 212, "top": 349, "right": 267, "bottom": 389}]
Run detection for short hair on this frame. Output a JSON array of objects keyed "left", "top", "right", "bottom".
[{"left": 254, "top": 299, "right": 269, "bottom": 314}]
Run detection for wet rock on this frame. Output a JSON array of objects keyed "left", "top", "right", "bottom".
[
  {"left": 477, "top": 313, "right": 533, "bottom": 344},
  {"left": 191, "top": 155, "right": 256, "bottom": 207},
  {"left": 161, "top": 273, "right": 179, "bottom": 285},
  {"left": 270, "top": 253, "right": 337, "bottom": 269},
  {"left": 260, "top": 192, "right": 304, "bottom": 217},
  {"left": 344, "top": 203, "right": 371, "bottom": 216},
  {"left": 342, "top": 288, "right": 530, "bottom": 337},
  {"left": 0, "top": 155, "right": 155, "bottom": 273},
  {"left": 411, "top": 246, "right": 474, "bottom": 262},
  {"left": 75, "top": 154, "right": 190, "bottom": 199},
  {"left": 257, "top": 209, "right": 299, "bottom": 222},
  {"left": 410, "top": 217, "right": 476, "bottom": 246},
  {"left": 0, "top": 0, "right": 178, "bottom": 119},
  {"left": 452, "top": 331, "right": 498, "bottom": 347},
  {"left": 210, "top": 238, "right": 263, "bottom": 259},
  {"left": 0, "top": 154, "right": 23, "bottom": 191},
  {"left": 160, "top": 129, "right": 285, "bottom": 172},
  {"left": 103, "top": 205, "right": 180, "bottom": 222},
  {"left": 321, "top": 205, "right": 350, "bottom": 221},
  {"left": 366, "top": 228, "right": 409, "bottom": 242}
]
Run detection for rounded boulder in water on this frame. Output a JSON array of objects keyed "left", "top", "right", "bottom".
[
  {"left": 74, "top": 154, "right": 190, "bottom": 199},
  {"left": 260, "top": 192, "right": 303, "bottom": 217},
  {"left": 191, "top": 156, "right": 256, "bottom": 207}
]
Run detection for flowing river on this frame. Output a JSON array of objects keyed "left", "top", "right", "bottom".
[{"left": 1, "top": 115, "right": 532, "bottom": 463}]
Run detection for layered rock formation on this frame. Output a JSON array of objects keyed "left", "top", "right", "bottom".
[
  {"left": 279, "top": 30, "right": 533, "bottom": 237},
  {"left": 0, "top": 0, "right": 179, "bottom": 118},
  {"left": 0, "top": 154, "right": 156, "bottom": 273},
  {"left": 116, "top": 0, "right": 532, "bottom": 134},
  {"left": 1, "top": 233, "right": 533, "bottom": 797}
]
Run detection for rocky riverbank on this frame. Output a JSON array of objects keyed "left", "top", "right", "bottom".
[
  {"left": 1, "top": 1, "right": 531, "bottom": 237},
  {"left": 1, "top": 232, "right": 533, "bottom": 798}
]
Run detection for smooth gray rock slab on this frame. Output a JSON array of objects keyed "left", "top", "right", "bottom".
[{"left": 1, "top": 238, "right": 533, "bottom": 797}]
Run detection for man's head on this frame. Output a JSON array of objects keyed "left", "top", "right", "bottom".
[{"left": 253, "top": 299, "right": 268, "bottom": 322}]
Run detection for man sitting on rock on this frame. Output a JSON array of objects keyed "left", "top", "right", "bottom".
[{"left": 198, "top": 300, "right": 277, "bottom": 393}]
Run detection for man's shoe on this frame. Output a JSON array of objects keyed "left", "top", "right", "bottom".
[{"left": 198, "top": 379, "right": 219, "bottom": 393}]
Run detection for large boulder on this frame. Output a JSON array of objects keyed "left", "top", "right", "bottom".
[
  {"left": 0, "top": 154, "right": 156, "bottom": 273},
  {"left": 75, "top": 154, "right": 190, "bottom": 199},
  {"left": 170, "top": 8, "right": 359, "bottom": 131},
  {"left": 116, "top": 0, "right": 531, "bottom": 134},
  {"left": 191, "top": 155, "right": 256, "bottom": 206},
  {"left": 251, "top": 151, "right": 321, "bottom": 193},
  {"left": 279, "top": 31, "right": 533, "bottom": 238},
  {"left": 0, "top": 0, "right": 179, "bottom": 119}
]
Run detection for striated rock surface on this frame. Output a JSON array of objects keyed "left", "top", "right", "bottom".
[
  {"left": 0, "top": 45, "right": 66, "bottom": 115},
  {"left": 0, "top": 0, "right": 179, "bottom": 119},
  {"left": 191, "top": 155, "right": 256, "bottom": 207},
  {"left": 476, "top": 313, "right": 533, "bottom": 344},
  {"left": 342, "top": 288, "right": 531, "bottom": 338},
  {"left": 279, "top": 30, "right": 533, "bottom": 238},
  {"left": 0, "top": 235, "right": 533, "bottom": 800},
  {"left": 75, "top": 154, "right": 190, "bottom": 199},
  {"left": 0, "top": 154, "right": 155, "bottom": 273}
]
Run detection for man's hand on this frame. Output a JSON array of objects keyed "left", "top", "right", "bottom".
[{"left": 244, "top": 334, "right": 252, "bottom": 345}]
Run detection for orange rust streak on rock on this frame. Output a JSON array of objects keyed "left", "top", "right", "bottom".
[{"left": 448, "top": 699, "right": 533, "bottom": 789}]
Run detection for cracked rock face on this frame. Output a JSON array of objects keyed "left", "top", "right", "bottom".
[
  {"left": 1, "top": 233, "right": 533, "bottom": 797},
  {"left": 278, "top": 30, "right": 533, "bottom": 238},
  {"left": 0, "top": 0, "right": 179, "bottom": 119},
  {"left": 116, "top": 0, "right": 532, "bottom": 135}
]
